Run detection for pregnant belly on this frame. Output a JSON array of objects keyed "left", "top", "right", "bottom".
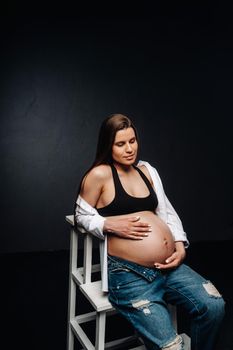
[{"left": 108, "top": 211, "right": 175, "bottom": 267}]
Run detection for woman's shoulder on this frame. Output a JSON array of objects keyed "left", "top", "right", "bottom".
[
  {"left": 137, "top": 160, "right": 161, "bottom": 185},
  {"left": 137, "top": 163, "right": 153, "bottom": 184},
  {"left": 137, "top": 160, "right": 159, "bottom": 174},
  {"left": 80, "top": 164, "right": 112, "bottom": 195},
  {"left": 86, "top": 164, "right": 112, "bottom": 182}
]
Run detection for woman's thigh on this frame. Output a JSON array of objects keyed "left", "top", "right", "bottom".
[
  {"left": 108, "top": 260, "right": 178, "bottom": 348},
  {"left": 164, "top": 263, "right": 224, "bottom": 313}
]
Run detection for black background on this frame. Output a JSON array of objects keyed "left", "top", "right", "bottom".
[
  {"left": 1, "top": 3, "right": 233, "bottom": 350},
  {"left": 1, "top": 3, "right": 233, "bottom": 253}
]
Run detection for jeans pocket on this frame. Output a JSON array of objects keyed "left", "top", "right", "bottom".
[
  {"left": 110, "top": 267, "right": 131, "bottom": 273},
  {"left": 108, "top": 266, "right": 142, "bottom": 291}
]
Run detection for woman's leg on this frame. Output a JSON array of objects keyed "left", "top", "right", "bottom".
[
  {"left": 164, "top": 264, "right": 225, "bottom": 350},
  {"left": 108, "top": 257, "right": 185, "bottom": 350}
]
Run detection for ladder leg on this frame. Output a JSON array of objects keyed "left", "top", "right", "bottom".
[
  {"left": 67, "top": 278, "right": 76, "bottom": 350},
  {"left": 95, "top": 311, "right": 106, "bottom": 350},
  {"left": 67, "top": 228, "right": 78, "bottom": 350}
]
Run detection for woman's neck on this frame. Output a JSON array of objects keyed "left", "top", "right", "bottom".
[{"left": 112, "top": 162, "right": 135, "bottom": 173}]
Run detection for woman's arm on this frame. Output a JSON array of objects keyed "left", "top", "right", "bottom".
[
  {"left": 76, "top": 166, "right": 151, "bottom": 240},
  {"left": 138, "top": 161, "right": 189, "bottom": 269},
  {"left": 154, "top": 241, "right": 186, "bottom": 270},
  {"left": 138, "top": 160, "right": 189, "bottom": 247},
  {"left": 103, "top": 214, "right": 152, "bottom": 240}
]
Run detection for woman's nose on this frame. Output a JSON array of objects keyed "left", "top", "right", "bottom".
[{"left": 125, "top": 143, "right": 133, "bottom": 152}]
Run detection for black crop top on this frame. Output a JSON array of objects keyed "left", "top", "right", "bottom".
[{"left": 96, "top": 165, "right": 158, "bottom": 216}]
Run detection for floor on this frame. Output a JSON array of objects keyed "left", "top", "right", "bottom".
[{"left": 2, "top": 240, "right": 232, "bottom": 350}]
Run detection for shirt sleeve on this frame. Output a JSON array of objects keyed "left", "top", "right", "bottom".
[
  {"left": 155, "top": 167, "right": 189, "bottom": 247},
  {"left": 163, "top": 194, "right": 189, "bottom": 247},
  {"left": 138, "top": 160, "right": 189, "bottom": 247},
  {"left": 75, "top": 195, "right": 106, "bottom": 240}
]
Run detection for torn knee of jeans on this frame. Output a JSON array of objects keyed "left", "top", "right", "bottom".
[
  {"left": 203, "top": 281, "right": 222, "bottom": 297},
  {"left": 131, "top": 299, "right": 151, "bottom": 315},
  {"left": 162, "top": 334, "right": 183, "bottom": 350}
]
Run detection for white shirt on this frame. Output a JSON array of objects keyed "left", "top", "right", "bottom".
[{"left": 75, "top": 160, "right": 189, "bottom": 292}]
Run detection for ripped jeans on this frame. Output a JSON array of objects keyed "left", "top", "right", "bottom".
[{"left": 107, "top": 255, "right": 225, "bottom": 350}]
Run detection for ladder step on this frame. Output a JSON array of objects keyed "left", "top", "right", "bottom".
[{"left": 80, "top": 280, "right": 115, "bottom": 312}]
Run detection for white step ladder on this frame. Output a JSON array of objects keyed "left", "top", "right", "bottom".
[{"left": 66, "top": 215, "right": 191, "bottom": 350}]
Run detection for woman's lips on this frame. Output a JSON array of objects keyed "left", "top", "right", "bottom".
[{"left": 124, "top": 155, "right": 135, "bottom": 160}]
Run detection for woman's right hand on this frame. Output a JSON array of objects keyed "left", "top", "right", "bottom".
[{"left": 103, "top": 216, "right": 152, "bottom": 240}]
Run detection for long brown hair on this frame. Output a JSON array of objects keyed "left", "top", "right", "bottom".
[
  {"left": 73, "top": 113, "right": 139, "bottom": 221},
  {"left": 93, "top": 113, "right": 138, "bottom": 167}
]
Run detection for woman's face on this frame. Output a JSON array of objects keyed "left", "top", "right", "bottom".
[{"left": 112, "top": 127, "right": 138, "bottom": 166}]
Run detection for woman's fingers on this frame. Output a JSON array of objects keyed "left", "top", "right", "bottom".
[
  {"left": 133, "top": 226, "right": 152, "bottom": 232},
  {"left": 129, "top": 217, "right": 149, "bottom": 225},
  {"left": 129, "top": 216, "right": 152, "bottom": 232},
  {"left": 131, "top": 231, "right": 149, "bottom": 238},
  {"left": 129, "top": 216, "right": 141, "bottom": 222},
  {"left": 113, "top": 216, "right": 151, "bottom": 239},
  {"left": 128, "top": 234, "right": 144, "bottom": 240}
]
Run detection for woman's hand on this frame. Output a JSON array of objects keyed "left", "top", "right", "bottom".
[
  {"left": 104, "top": 216, "right": 152, "bottom": 240},
  {"left": 154, "top": 241, "right": 186, "bottom": 270}
]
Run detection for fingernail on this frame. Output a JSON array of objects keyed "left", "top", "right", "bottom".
[{"left": 165, "top": 259, "right": 169, "bottom": 263}]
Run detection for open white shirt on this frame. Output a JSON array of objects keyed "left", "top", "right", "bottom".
[{"left": 75, "top": 160, "right": 189, "bottom": 292}]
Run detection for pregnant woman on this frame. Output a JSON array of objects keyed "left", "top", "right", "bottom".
[{"left": 75, "top": 113, "right": 225, "bottom": 350}]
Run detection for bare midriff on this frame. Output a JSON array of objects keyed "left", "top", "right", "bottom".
[{"left": 108, "top": 211, "right": 175, "bottom": 267}]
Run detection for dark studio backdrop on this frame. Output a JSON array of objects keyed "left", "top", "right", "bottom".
[
  {"left": 1, "top": 3, "right": 233, "bottom": 350},
  {"left": 1, "top": 4, "right": 233, "bottom": 254}
]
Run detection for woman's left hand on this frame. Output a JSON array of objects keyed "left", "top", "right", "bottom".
[{"left": 154, "top": 241, "right": 186, "bottom": 270}]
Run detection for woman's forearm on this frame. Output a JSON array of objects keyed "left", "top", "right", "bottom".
[
  {"left": 174, "top": 241, "right": 186, "bottom": 259},
  {"left": 103, "top": 215, "right": 151, "bottom": 240}
]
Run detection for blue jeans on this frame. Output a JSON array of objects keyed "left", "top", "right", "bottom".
[{"left": 107, "top": 255, "right": 225, "bottom": 350}]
